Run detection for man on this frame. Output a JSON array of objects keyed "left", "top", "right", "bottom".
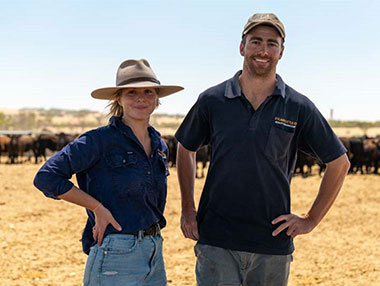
[{"left": 175, "top": 13, "right": 350, "bottom": 286}]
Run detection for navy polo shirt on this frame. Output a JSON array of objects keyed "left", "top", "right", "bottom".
[{"left": 175, "top": 71, "right": 346, "bottom": 255}]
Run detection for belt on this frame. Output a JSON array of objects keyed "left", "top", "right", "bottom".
[{"left": 126, "top": 224, "right": 160, "bottom": 238}]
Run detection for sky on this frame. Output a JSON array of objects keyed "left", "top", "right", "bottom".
[{"left": 1, "top": 0, "right": 379, "bottom": 121}]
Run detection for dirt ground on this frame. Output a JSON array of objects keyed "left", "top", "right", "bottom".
[{"left": 0, "top": 162, "right": 379, "bottom": 286}]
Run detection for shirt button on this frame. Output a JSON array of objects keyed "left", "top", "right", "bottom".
[
  {"left": 104, "top": 251, "right": 108, "bottom": 255},
  {"left": 147, "top": 171, "right": 151, "bottom": 175},
  {"left": 122, "top": 159, "right": 126, "bottom": 164}
]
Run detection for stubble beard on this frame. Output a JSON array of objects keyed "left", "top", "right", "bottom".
[{"left": 244, "top": 55, "right": 276, "bottom": 78}]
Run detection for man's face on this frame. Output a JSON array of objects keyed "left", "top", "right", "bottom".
[{"left": 240, "top": 25, "right": 284, "bottom": 77}]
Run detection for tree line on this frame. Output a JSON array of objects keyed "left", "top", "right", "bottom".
[{"left": 1, "top": 109, "right": 380, "bottom": 131}]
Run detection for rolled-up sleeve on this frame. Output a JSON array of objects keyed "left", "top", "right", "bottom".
[{"left": 33, "top": 132, "right": 101, "bottom": 199}]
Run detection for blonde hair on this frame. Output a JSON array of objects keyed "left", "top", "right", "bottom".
[
  {"left": 107, "top": 90, "right": 123, "bottom": 117},
  {"left": 107, "top": 89, "right": 160, "bottom": 117}
]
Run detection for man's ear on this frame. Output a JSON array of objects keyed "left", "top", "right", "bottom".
[
  {"left": 279, "top": 45, "right": 285, "bottom": 60},
  {"left": 239, "top": 41, "right": 245, "bottom": 56}
]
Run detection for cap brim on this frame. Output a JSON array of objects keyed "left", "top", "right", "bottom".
[{"left": 91, "top": 82, "right": 184, "bottom": 100}]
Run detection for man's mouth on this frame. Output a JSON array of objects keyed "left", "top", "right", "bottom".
[{"left": 254, "top": 58, "right": 269, "bottom": 63}]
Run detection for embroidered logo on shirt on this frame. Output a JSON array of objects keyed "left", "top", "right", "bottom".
[
  {"left": 157, "top": 149, "right": 167, "bottom": 159},
  {"left": 274, "top": 117, "right": 297, "bottom": 129}
]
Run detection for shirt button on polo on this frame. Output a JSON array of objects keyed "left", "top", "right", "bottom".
[
  {"left": 122, "top": 159, "right": 126, "bottom": 164},
  {"left": 147, "top": 171, "right": 151, "bottom": 175}
]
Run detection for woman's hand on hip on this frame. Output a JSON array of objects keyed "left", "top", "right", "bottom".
[{"left": 92, "top": 204, "right": 122, "bottom": 246}]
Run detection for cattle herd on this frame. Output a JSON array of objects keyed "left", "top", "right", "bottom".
[
  {"left": 295, "top": 136, "right": 380, "bottom": 177},
  {"left": 1, "top": 133, "right": 379, "bottom": 178},
  {"left": 0, "top": 132, "right": 78, "bottom": 164},
  {"left": 162, "top": 135, "right": 380, "bottom": 178}
]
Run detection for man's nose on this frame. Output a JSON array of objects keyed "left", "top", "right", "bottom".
[{"left": 257, "top": 44, "right": 269, "bottom": 55}]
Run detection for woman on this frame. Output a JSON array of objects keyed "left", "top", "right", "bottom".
[{"left": 33, "top": 59, "right": 183, "bottom": 286}]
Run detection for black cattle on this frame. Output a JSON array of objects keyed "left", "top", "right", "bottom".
[
  {"left": 196, "top": 145, "right": 210, "bottom": 179},
  {"left": 35, "top": 134, "right": 59, "bottom": 162},
  {"left": 57, "top": 132, "right": 77, "bottom": 150},
  {"left": 8, "top": 135, "right": 36, "bottom": 164},
  {"left": 294, "top": 151, "right": 316, "bottom": 178},
  {"left": 0, "top": 135, "right": 10, "bottom": 164},
  {"left": 163, "top": 135, "right": 178, "bottom": 167},
  {"left": 349, "top": 137, "right": 365, "bottom": 174},
  {"left": 362, "top": 138, "right": 379, "bottom": 174},
  {"left": 8, "top": 135, "right": 20, "bottom": 164}
]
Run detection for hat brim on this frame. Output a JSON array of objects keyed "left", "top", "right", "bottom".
[{"left": 91, "top": 81, "right": 184, "bottom": 100}]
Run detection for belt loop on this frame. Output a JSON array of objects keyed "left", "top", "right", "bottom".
[{"left": 137, "top": 230, "right": 143, "bottom": 241}]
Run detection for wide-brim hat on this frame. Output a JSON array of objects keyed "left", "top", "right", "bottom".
[{"left": 91, "top": 59, "right": 184, "bottom": 100}]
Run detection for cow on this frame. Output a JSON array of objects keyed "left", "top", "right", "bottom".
[
  {"left": 294, "top": 151, "right": 316, "bottom": 178},
  {"left": 0, "top": 135, "right": 11, "bottom": 164},
  {"left": 349, "top": 137, "right": 366, "bottom": 174},
  {"left": 8, "top": 135, "right": 20, "bottom": 164},
  {"left": 35, "top": 134, "right": 59, "bottom": 162},
  {"left": 196, "top": 145, "right": 210, "bottom": 179},
  {"left": 57, "top": 132, "right": 77, "bottom": 150},
  {"left": 162, "top": 135, "right": 178, "bottom": 167},
  {"left": 362, "top": 138, "right": 379, "bottom": 174},
  {"left": 8, "top": 135, "right": 37, "bottom": 164}
]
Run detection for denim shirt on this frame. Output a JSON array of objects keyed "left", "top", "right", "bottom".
[{"left": 33, "top": 116, "right": 169, "bottom": 254}]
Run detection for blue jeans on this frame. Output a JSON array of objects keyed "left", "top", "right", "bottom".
[
  {"left": 83, "top": 234, "right": 166, "bottom": 286},
  {"left": 194, "top": 243, "right": 292, "bottom": 286}
]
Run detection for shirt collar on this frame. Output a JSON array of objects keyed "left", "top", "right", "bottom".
[
  {"left": 109, "top": 116, "right": 162, "bottom": 151},
  {"left": 225, "top": 70, "right": 286, "bottom": 99}
]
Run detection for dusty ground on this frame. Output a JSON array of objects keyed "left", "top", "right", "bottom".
[{"left": 0, "top": 162, "right": 379, "bottom": 286}]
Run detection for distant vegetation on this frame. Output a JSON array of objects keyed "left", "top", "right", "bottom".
[
  {"left": 0, "top": 108, "right": 105, "bottom": 130},
  {"left": 0, "top": 108, "right": 183, "bottom": 131},
  {"left": 329, "top": 120, "right": 380, "bottom": 128},
  {"left": 1, "top": 108, "right": 380, "bottom": 131}
]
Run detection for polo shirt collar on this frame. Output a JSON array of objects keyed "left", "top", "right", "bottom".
[{"left": 225, "top": 70, "right": 286, "bottom": 99}]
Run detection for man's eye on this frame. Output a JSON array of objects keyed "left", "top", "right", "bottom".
[
  {"left": 127, "top": 91, "right": 136, "bottom": 96},
  {"left": 145, "top": 90, "right": 153, "bottom": 95}
]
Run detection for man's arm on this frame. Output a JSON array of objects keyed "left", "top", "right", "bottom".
[
  {"left": 272, "top": 153, "right": 350, "bottom": 238},
  {"left": 176, "top": 142, "right": 199, "bottom": 240}
]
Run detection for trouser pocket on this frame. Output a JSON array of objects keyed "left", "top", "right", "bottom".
[{"left": 83, "top": 245, "right": 98, "bottom": 286}]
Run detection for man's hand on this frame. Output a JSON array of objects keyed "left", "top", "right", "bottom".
[
  {"left": 271, "top": 213, "right": 316, "bottom": 238},
  {"left": 181, "top": 209, "right": 199, "bottom": 241},
  {"left": 92, "top": 204, "right": 122, "bottom": 246}
]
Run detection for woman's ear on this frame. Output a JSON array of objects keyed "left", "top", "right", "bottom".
[{"left": 116, "top": 91, "right": 122, "bottom": 106}]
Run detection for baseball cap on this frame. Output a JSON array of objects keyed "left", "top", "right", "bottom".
[{"left": 242, "top": 13, "right": 285, "bottom": 39}]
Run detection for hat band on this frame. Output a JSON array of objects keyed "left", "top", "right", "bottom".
[{"left": 117, "top": 77, "right": 161, "bottom": 86}]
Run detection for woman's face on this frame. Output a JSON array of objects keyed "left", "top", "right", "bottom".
[{"left": 118, "top": 87, "right": 158, "bottom": 123}]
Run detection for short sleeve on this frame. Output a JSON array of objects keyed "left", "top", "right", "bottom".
[
  {"left": 175, "top": 95, "right": 211, "bottom": 151},
  {"left": 298, "top": 106, "right": 346, "bottom": 164}
]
